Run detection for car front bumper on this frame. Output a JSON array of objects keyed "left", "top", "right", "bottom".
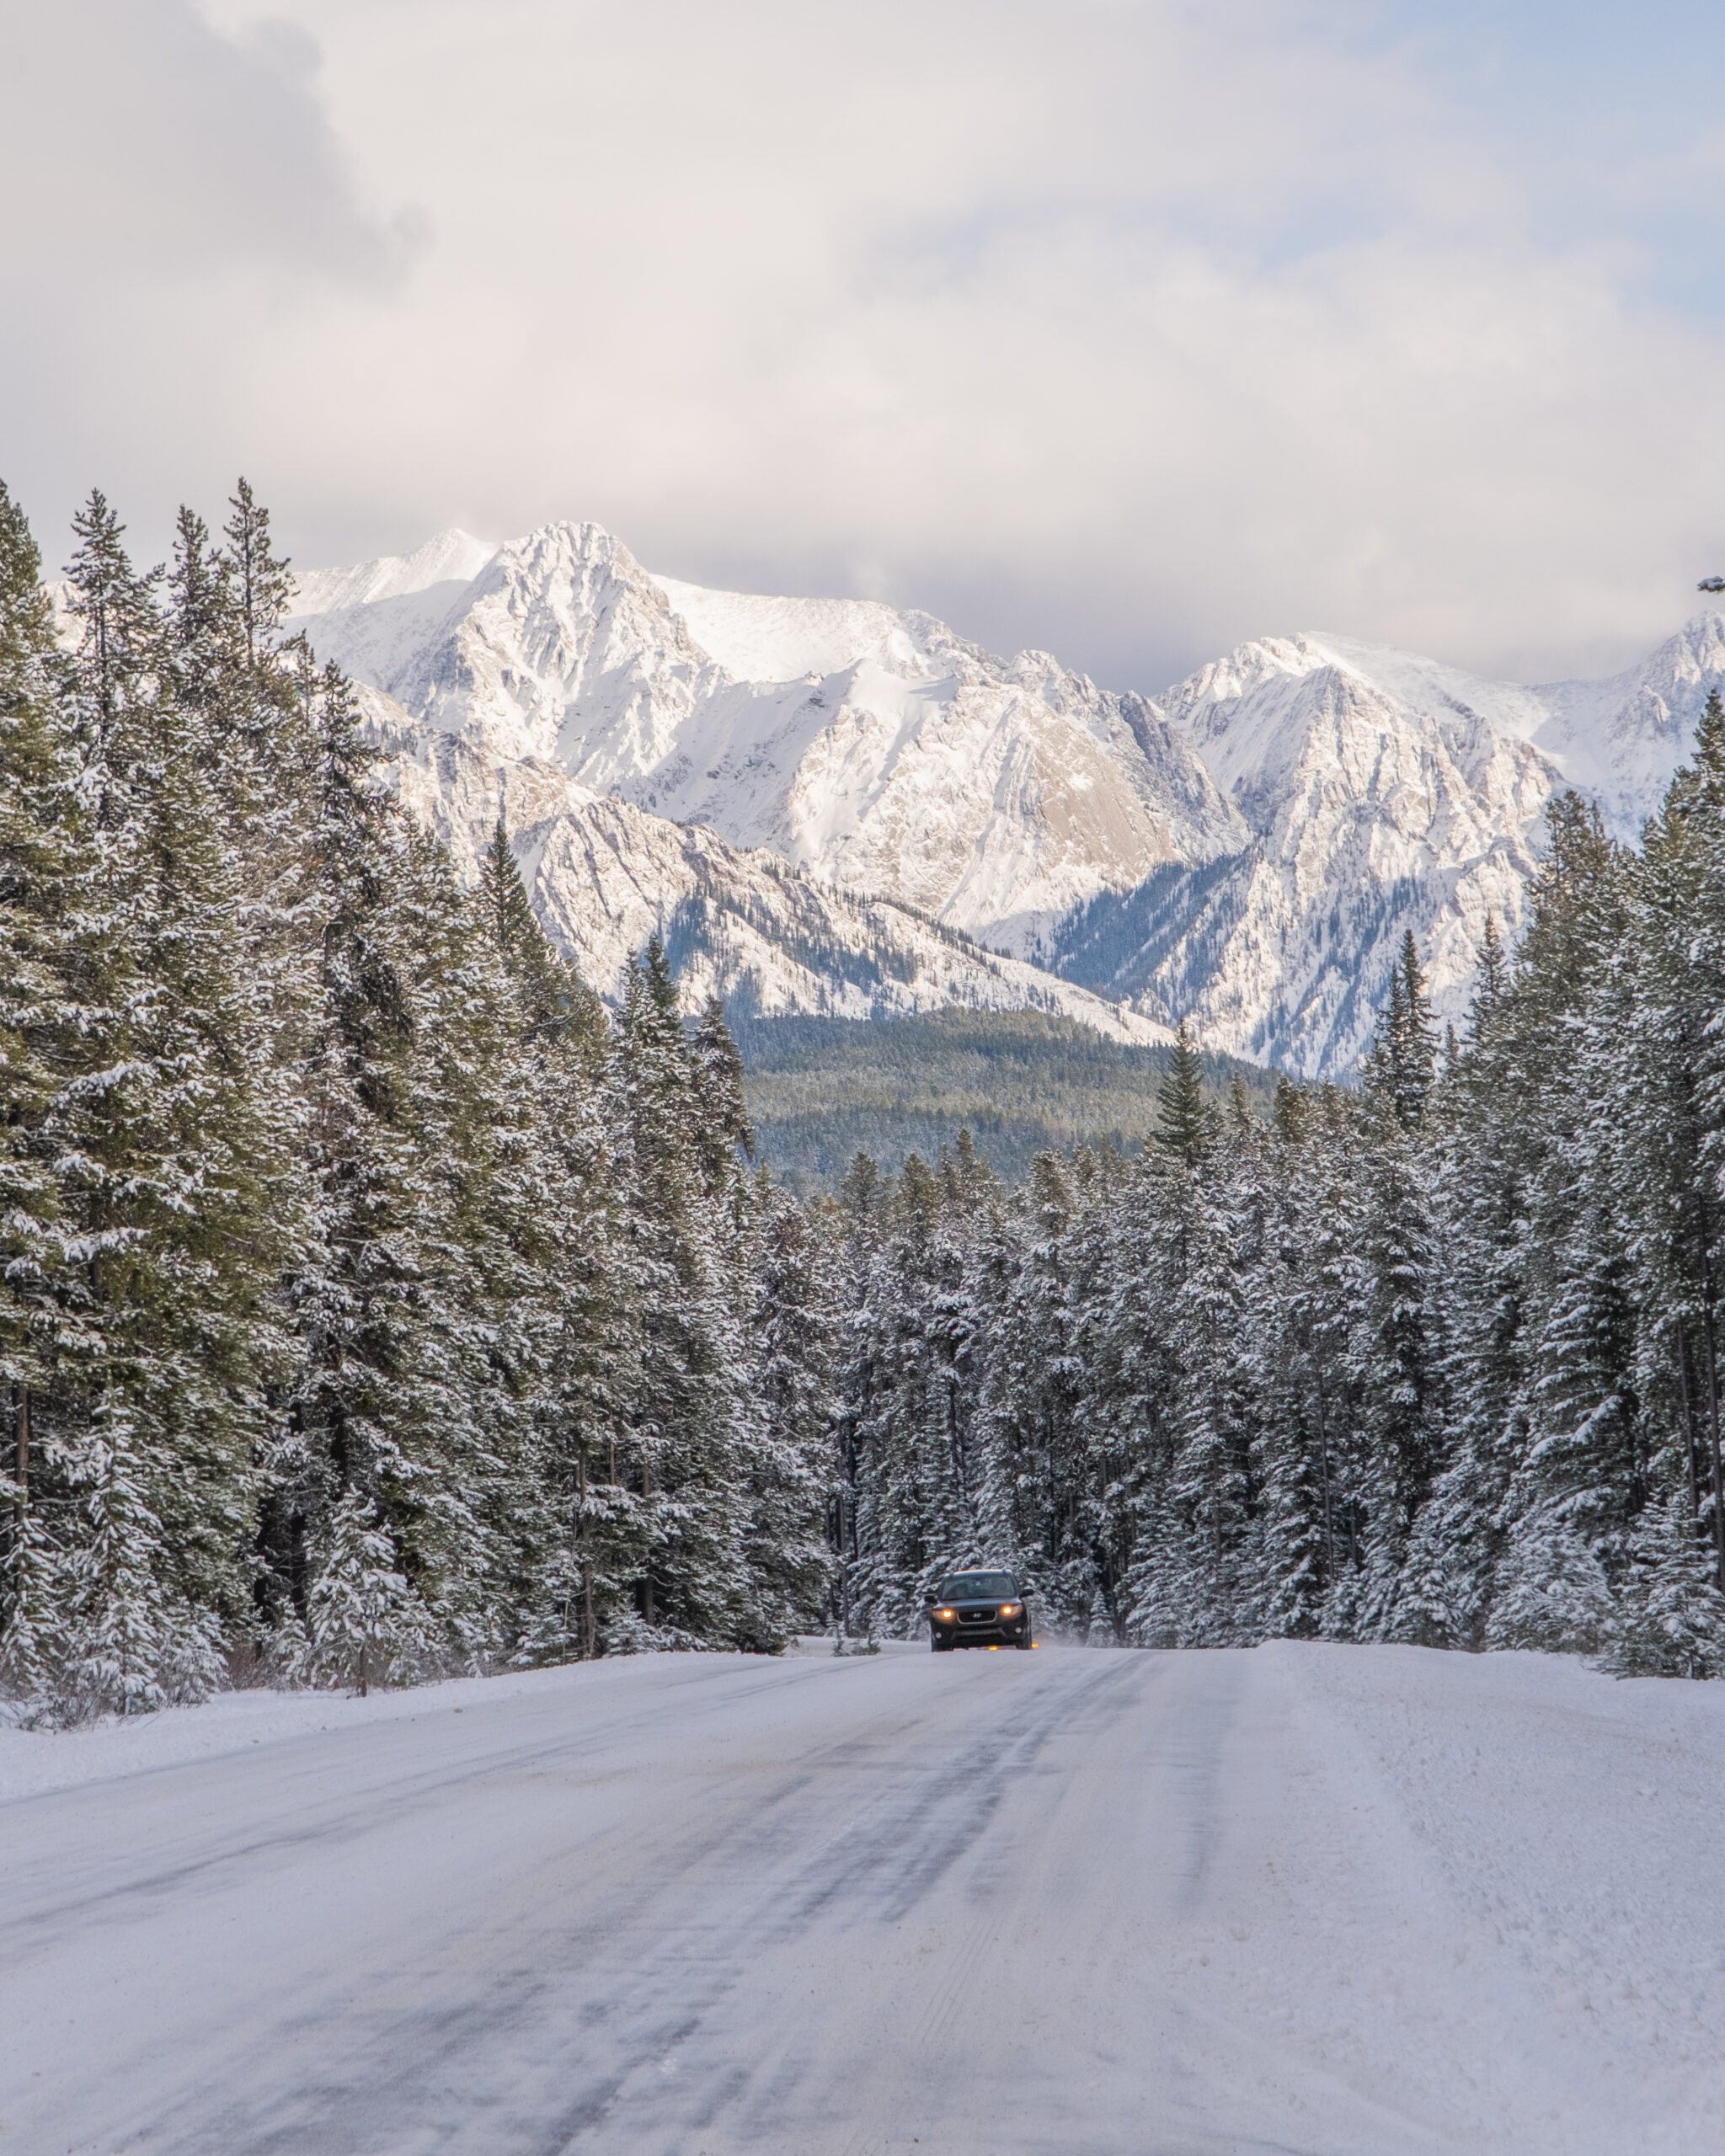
[{"left": 931, "top": 1614, "right": 1029, "bottom": 1646}]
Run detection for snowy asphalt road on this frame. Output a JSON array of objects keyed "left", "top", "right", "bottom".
[{"left": 3, "top": 1642, "right": 1724, "bottom": 2155}]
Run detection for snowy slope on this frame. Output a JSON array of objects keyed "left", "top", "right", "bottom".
[
  {"left": 289, "top": 527, "right": 499, "bottom": 617},
  {"left": 4, "top": 1644, "right": 1724, "bottom": 2154},
  {"left": 383, "top": 728, "right": 1171, "bottom": 1041}
]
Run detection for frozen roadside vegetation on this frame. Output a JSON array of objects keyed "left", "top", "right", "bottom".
[{"left": 3, "top": 1641, "right": 1722, "bottom": 2153}]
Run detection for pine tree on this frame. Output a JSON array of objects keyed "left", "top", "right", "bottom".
[
  {"left": 1156, "top": 1021, "right": 1206, "bottom": 1166},
  {"left": 844, "top": 1150, "right": 980, "bottom": 1635},
  {"left": 1602, "top": 1496, "right": 1725, "bottom": 1678},
  {"left": 480, "top": 817, "right": 631, "bottom": 1664},
  {"left": 743, "top": 1191, "right": 836, "bottom": 1647},
  {"left": 307, "top": 1486, "right": 434, "bottom": 1694},
  {"left": 54, "top": 1400, "right": 226, "bottom": 1721},
  {"left": 0, "top": 478, "right": 81, "bottom": 1679},
  {"left": 1364, "top": 930, "right": 1438, "bottom": 1135},
  {"left": 223, "top": 478, "right": 295, "bottom": 673},
  {"left": 1164, "top": 1208, "right": 1253, "bottom": 1642},
  {"left": 607, "top": 940, "right": 753, "bottom": 1644},
  {"left": 1624, "top": 701, "right": 1725, "bottom": 1589},
  {"left": 1356, "top": 955, "right": 1445, "bottom": 1636},
  {"left": 478, "top": 816, "right": 606, "bottom": 1059},
  {"left": 976, "top": 1152, "right": 1092, "bottom": 1627},
  {"left": 1483, "top": 1512, "right": 1613, "bottom": 1655},
  {"left": 1400, "top": 915, "right": 1532, "bottom": 1648},
  {"left": 1248, "top": 1104, "right": 1348, "bottom": 1638}
]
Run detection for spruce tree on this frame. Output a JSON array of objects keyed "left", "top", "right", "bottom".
[
  {"left": 608, "top": 940, "right": 753, "bottom": 1643},
  {"left": 0, "top": 479, "right": 82, "bottom": 1686},
  {"left": 1156, "top": 1021, "right": 1206, "bottom": 1166},
  {"left": 743, "top": 1192, "right": 836, "bottom": 1647},
  {"left": 1602, "top": 1496, "right": 1725, "bottom": 1678}
]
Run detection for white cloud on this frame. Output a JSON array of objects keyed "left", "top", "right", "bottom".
[{"left": 4, "top": 0, "right": 1722, "bottom": 689}]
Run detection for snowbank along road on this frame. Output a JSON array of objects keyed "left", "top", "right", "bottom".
[{"left": 2, "top": 1641, "right": 1722, "bottom": 2154}]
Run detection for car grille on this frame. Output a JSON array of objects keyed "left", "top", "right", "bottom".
[{"left": 959, "top": 1608, "right": 996, "bottom": 1624}]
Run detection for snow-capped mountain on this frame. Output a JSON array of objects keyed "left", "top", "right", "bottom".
[
  {"left": 1523, "top": 614, "right": 1725, "bottom": 837},
  {"left": 1157, "top": 620, "right": 1725, "bottom": 847},
  {"left": 291, "top": 522, "right": 1246, "bottom": 959},
  {"left": 1098, "top": 619, "right": 1725, "bottom": 1071},
  {"left": 1098, "top": 633, "right": 1559, "bottom": 1072},
  {"left": 289, "top": 523, "right": 1725, "bottom": 1077}
]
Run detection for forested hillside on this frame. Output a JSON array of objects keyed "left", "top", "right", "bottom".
[
  {"left": 5, "top": 477, "right": 1725, "bottom": 1722},
  {"left": 733, "top": 1010, "right": 1278, "bottom": 1190}
]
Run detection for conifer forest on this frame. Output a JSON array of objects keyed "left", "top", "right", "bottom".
[{"left": 5, "top": 477, "right": 1725, "bottom": 1723}]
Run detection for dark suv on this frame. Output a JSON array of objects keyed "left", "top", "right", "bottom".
[{"left": 927, "top": 1571, "right": 1033, "bottom": 1651}]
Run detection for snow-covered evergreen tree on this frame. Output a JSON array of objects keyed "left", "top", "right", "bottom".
[
  {"left": 1602, "top": 1496, "right": 1725, "bottom": 1678},
  {"left": 306, "top": 1485, "right": 433, "bottom": 1695}
]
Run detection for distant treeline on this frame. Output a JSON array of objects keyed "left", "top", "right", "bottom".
[
  {"left": 827, "top": 781, "right": 1725, "bottom": 1674},
  {"left": 734, "top": 1010, "right": 1278, "bottom": 1192}
]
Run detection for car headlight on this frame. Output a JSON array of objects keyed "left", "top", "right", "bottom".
[
  {"left": 999, "top": 1603, "right": 1020, "bottom": 1617},
  {"left": 934, "top": 1608, "right": 955, "bottom": 1621}
]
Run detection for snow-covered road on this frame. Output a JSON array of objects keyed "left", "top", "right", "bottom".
[{"left": 3, "top": 1641, "right": 1722, "bottom": 2155}]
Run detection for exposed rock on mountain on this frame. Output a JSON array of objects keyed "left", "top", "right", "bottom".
[
  {"left": 1078, "top": 633, "right": 1562, "bottom": 1073},
  {"left": 1063, "top": 620, "right": 1725, "bottom": 1073},
  {"left": 381, "top": 729, "right": 1172, "bottom": 1043}
]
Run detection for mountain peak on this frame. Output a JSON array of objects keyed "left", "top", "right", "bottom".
[{"left": 290, "top": 527, "right": 497, "bottom": 617}]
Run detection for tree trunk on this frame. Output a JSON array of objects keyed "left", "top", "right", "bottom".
[
  {"left": 641, "top": 1461, "right": 654, "bottom": 1627},
  {"left": 577, "top": 1451, "right": 595, "bottom": 1659},
  {"left": 1315, "top": 1360, "right": 1336, "bottom": 1582},
  {"left": 1678, "top": 1330, "right": 1702, "bottom": 1525},
  {"left": 1701, "top": 1306, "right": 1725, "bottom": 1592},
  {"left": 13, "top": 1384, "right": 27, "bottom": 1524},
  {"left": 838, "top": 1492, "right": 852, "bottom": 1641}
]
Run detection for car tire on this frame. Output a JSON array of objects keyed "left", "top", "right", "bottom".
[
  {"left": 1016, "top": 1631, "right": 1033, "bottom": 1650},
  {"left": 931, "top": 1635, "right": 949, "bottom": 1652}
]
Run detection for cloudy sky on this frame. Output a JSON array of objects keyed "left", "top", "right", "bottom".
[{"left": 3, "top": 0, "right": 1723, "bottom": 689}]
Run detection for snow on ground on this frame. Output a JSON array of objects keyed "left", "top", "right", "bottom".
[
  {"left": 2, "top": 1641, "right": 1722, "bottom": 2153},
  {"left": 0, "top": 1641, "right": 908, "bottom": 1804},
  {"left": 0, "top": 1660, "right": 598, "bottom": 1806}
]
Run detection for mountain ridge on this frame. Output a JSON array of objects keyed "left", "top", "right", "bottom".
[{"left": 287, "top": 523, "right": 1725, "bottom": 1076}]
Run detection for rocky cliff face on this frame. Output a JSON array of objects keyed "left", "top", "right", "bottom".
[
  {"left": 1111, "top": 633, "right": 1561, "bottom": 1073},
  {"left": 377, "top": 728, "right": 1171, "bottom": 1043},
  {"left": 291, "top": 526, "right": 1725, "bottom": 1077}
]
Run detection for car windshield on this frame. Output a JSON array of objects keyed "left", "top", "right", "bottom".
[{"left": 937, "top": 1572, "right": 1014, "bottom": 1601}]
